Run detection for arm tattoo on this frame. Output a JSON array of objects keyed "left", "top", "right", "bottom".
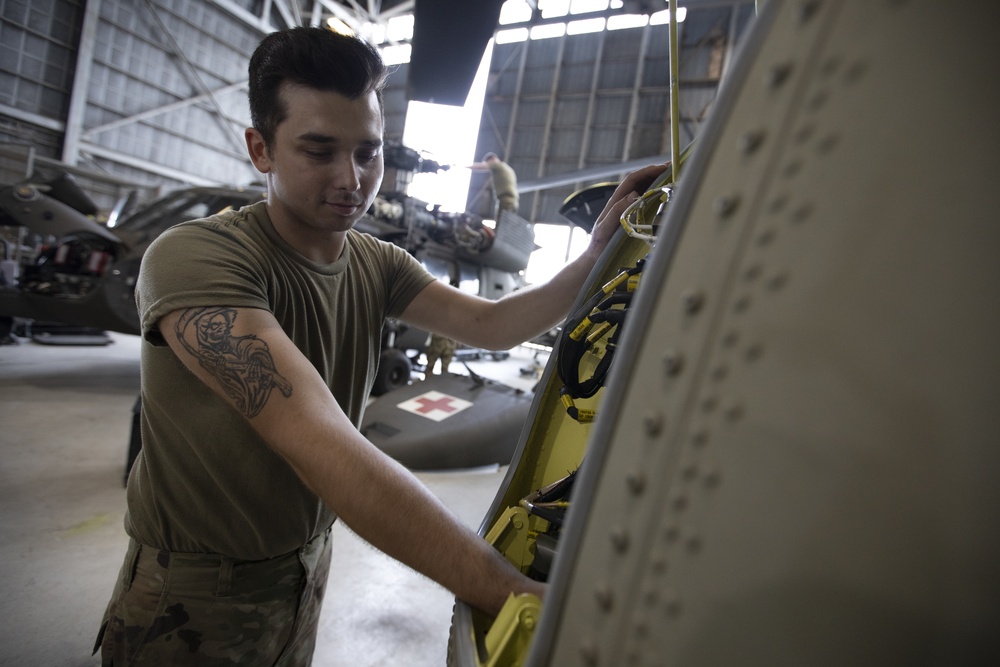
[{"left": 174, "top": 307, "right": 293, "bottom": 418}]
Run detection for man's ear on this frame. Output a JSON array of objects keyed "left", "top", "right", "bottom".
[{"left": 246, "top": 128, "right": 271, "bottom": 173}]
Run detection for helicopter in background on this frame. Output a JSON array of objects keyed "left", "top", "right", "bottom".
[{"left": 0, "top": 141, "right": 537, "bottom": 394}]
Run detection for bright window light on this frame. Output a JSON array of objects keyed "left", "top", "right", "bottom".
[
  {"left": 363, "top": 21, "right": 387, "bottom": 44},
  {"left": 496, "top": 27, "right": 530, "bottom": 44},
  {"left": 610, "top": 0, "right": 624, "bottom": 7},
  {"left": 401, "top": 43, "right": 493, "bottom": 212},
  {"left": 386, "top": 14, "right": 413, "bottom": 42},
  {"left": 525, "top": 224, "right": 590, "bottom": 285},
  {"left": 570, "top": 0, "right": 609, "bottom": 14},
  {"left": 567, "top": 17, "right": 605, "bottom": 34},
  {"left": 530, "top": 22, "right": 567, "bottom": 40},
  {"left": 499, "top": 0, "right": 532, "bottom": 25},
  {"left": 607, "top": 13, "right": 648, "bottom": 30},
  {"left": 650, "top": 7, "right": 687, "bottom": 24},
  {"left": 539, "top": 0, "right": 570, "bottom": 19},
  {"left": 326, "top": 17, "right": 354, "bottom": 36},
  {"left": 380, "top": 43, "right": 411, "bottom": 65}
]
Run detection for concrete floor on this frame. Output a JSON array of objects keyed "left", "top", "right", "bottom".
[{"left": 0, "top": 331, "right": 546, "bottom": 666}]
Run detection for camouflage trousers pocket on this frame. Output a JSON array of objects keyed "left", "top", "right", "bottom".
[{"left": 94, "top": 531, "right": 332, "bottom": 666}]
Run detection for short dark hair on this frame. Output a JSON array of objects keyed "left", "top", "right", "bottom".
[{"left": 248, "top": 27, "right": 388, "bottom": 149}]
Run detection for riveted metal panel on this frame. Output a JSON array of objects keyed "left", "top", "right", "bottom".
[{"left": 534, "top": 1, "right": 1000, "bottom": 665}]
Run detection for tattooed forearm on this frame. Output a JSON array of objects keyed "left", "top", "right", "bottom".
[{"left": 174, "top": 307, "right": 293, "bottom": 418}]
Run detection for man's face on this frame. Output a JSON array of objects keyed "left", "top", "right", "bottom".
[{"left": 253, "top": 83, "right": 384, "bottom": 235}]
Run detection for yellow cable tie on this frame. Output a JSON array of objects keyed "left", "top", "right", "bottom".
[
  {"left": 569, "top": 317, "right": 592, "bottom": 341},
  {"left": 601, "top": 270, "right": 630, "bottom": 294},
  {"left": 585, "top": 322, "right": 612, "bottom": 345}
]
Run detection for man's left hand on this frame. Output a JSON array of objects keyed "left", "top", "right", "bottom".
[{"left": 586, "top": 162, "right": 670, "bottom": 257}]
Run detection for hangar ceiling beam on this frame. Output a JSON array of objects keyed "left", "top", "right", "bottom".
[
  {"left": 1, "top": 104, "right": 64, "bottom": 133},
  {"left": 576, "top": 31, "right": 606, "bottom": 173},
  {"left": 287, "top": 0, "right": 305, "bottom": 26},
  {"left": 207, "top": 0, "right": 276, "bottom": 34},
  {"left": 467, "top": 40, "right": 529, "bottom": 214},
  {"left": 79, "top": 141, "right": 222, "bottom": 186},
  {"left": 503, "top": 42, "right": 530, "bottom": 162},
  {"left": 268, "top": 0, "right": 299, "bottom": 29},
  {"left": 82, "top": 81, "right": 250, "bottom": 139},
  {"left": 622, "top": 25, "right": 654, "bottom": 164},
  {"left": 62, "top": 0, "right": 102, "bottom": 166},
  {"left": 341, "top": 0, "right": 368, "bottom": 16},
  {"left": 529, "top": 37, "right": 567, "bottom": 222},
  {"left": 316, "top": 0, "right": 371, "bottom": 34},
  {"left": 720, "top": 0, "right": 743, "bottom": 80},
  {"left": 377, "top": 1, "right": 414, "bottom": 20},
  {"left": 309, "top": 1, "right": 324, "bottom": 26},
  {"left": 516, "top": 153, "right": 672, "bottom": 193},
  {"left": 142, "top": 0, "right": 249, "bottom": 156}
]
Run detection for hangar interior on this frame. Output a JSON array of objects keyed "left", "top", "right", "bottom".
[
  {"left": 0, "top": 0, "right": 753, "bottom": 218},
  {"left": 0, "top": 1, "right": 753, "bottom": 664},
  {"left": 6, "top": 1, "right": 996, "bottom": 666}
]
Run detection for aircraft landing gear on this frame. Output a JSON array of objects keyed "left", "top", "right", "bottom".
[{"left": 372, "top": 348, "right": 412, "bottom": 396}]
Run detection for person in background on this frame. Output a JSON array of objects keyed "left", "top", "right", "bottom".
[
  {"left": 425, "top": 331, "right": 458, "bottom": 375},
  {"left": 474, "top": 152, "right": 519, "bottom": 220},
  {"left": 424, "top": 278, "right": 461, "bottom": 375}
]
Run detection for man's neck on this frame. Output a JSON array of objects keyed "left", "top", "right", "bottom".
[{"left": 265, "top": 203, "right": 347, "bottom": 264}]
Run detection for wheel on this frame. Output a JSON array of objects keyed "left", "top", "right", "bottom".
[{"left": 371, "top": 348, "right": 411, "bottom": 396}]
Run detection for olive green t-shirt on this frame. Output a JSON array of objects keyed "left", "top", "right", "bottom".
[{"left": 126, "top": 201, "right": 435, "bottom": 559}]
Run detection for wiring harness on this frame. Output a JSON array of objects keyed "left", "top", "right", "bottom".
[{"left": 557, "top": 257, "right": 646, "bottom": 423}]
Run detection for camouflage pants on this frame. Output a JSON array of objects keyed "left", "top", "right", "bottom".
[{"left": 93, "top": 528, "right": 332, "bottom": 666}]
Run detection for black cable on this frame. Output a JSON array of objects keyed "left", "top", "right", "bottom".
[{"left": 557, "top": 258, "right": 645, "bottom": 402}]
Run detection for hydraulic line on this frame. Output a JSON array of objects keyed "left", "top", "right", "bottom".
[{"left": 520, "top": 468, "right": 578, "bottom": 529}]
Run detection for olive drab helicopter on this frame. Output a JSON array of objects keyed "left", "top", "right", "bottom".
[
  {"left": 0, "top": 140, "right": 535, "bottom": 396},
  {"left": 1, "top": 142, "right": 542, "bottom": 478}
]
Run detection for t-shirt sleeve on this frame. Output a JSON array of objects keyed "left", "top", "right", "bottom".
[
  {"left": 378, "top": 238, "right": 436, "bottom": 318},
  {"left": 136, "top": 221, "right": 270, "bottom": 345}
]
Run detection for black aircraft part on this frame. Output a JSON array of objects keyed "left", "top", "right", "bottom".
[
  {"left": 558, "top": 183, "right": 619, "bottom": 234},
  {"left": 407, "top": 0, "right": 505, "bottom": 106}
]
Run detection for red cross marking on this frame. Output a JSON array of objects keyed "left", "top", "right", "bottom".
[{"left": 414, "top": 396, "right": 458, "bottom": 414}]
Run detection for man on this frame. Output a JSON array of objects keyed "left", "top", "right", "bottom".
[
  {"left": 424, "top": 278, "right": 461, "bottom": 375},
  {"left": 425, "top": 331, "right": 458, "bottom": 375},
  {"left": 480, "top": 152, "right": 519, "bottom": 219},
  {"left": 94, "top": 26, "right": 665, "bottom": 665}
]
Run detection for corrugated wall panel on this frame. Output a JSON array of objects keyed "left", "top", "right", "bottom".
[
  {"left": 71, "top": 0, "right": 263, "bottom": 185},
  {"left": 0, "top": 0, "right": 84, "bottom": 133},
  {"left": 559, "top": 63, "right": 596, "bottom": 94},
  {"left": 517, "top": 98, "right": 551, "bottom": 127},
  {"left": 550, "top": 128, "right": 584, "bottom": 160},
  {"left": 553, "top": 97, "right": 587, "bottom": 126},
  {"left": 588, "top": 127, "right": 626, "bottom": 160}
]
